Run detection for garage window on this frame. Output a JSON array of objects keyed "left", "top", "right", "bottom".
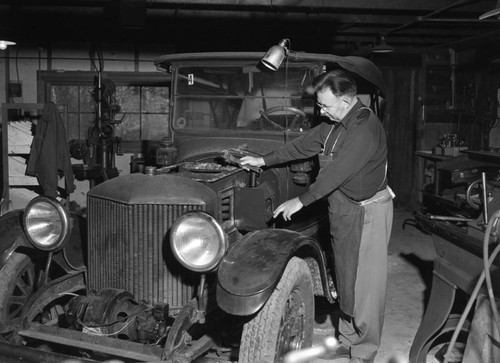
[{"left": 40, "top": 71, "right": 171, "bottom": 142}]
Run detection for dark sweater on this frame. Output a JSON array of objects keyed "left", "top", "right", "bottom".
[
  {"left": 26, "top": 102, "right": 75, "bottom": 198},
  {"left": 263, "top": 99, "right": 387, "bottom": 205}
]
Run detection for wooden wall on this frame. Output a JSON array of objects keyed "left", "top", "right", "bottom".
[
  {"left": 381, "top": 57, "right": 486, "bottom": 211},
  {"left": 382, "top": 68, "right": 419, "bottom": 210}
]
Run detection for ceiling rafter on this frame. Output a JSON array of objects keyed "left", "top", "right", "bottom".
[{"left": 0, "top": 0, "right": 499, "bottom": 56}]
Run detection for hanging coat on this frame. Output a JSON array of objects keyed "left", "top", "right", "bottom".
[{"left": 26, "top": 102, "right": 75, "bottom": 198}]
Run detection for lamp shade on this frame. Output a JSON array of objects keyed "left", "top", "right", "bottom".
[
  {"left": 372, "top": 36, "right": 395, "bottom": 54},
  {"left": 261, "top": 39, "right": 289, "bottom": 71}
]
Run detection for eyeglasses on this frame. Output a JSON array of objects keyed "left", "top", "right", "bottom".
[{"left": 316, "top": 101, "right": 331, "bottom": 110}]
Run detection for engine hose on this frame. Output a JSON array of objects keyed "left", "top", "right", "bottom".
[{"left": 484, "top": 209, "right": 500, "bottom": 333}]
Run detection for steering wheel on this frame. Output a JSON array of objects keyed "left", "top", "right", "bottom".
[
  {"left": 465, "top": 179, "right": 494, "bottom": 210},
  {"left": 259, "top": 106, "right": 307, "bottom": 131}
]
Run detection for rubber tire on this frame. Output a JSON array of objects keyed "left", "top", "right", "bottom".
[
  {"left": 0, "top": 252, "right": 36, "bottom": 333},
  {"left": 239, "top": 257, "right": 314, "bottom": 363}
]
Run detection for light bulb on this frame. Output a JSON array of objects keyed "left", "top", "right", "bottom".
[{"left": 0, "top": 40, "right": 16, "bottom": 50}]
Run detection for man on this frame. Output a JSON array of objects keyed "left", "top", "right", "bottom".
[{"left": 240, "top": 69, "right": 394, "bottom": 363}]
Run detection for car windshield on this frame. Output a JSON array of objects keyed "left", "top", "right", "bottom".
[{"left": 172, "top": 63, "right": 323, "bottom": 133}]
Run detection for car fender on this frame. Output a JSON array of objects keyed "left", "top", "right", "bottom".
[
  {"left": 216, "top": 228, "right": 332, "bottom": 316},
  {"left": 0, "top": 210, "right": 85, "bottom": 273},
  {"left": 0, "top": 210, "right": 30, "bottom": 266}
]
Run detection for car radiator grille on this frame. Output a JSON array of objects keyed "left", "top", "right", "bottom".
[{"left": 87, "top": 196, "right": 203, "bottom": 308}]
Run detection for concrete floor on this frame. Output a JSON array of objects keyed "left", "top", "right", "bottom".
[{"left": 310, "top": 208, "right": 439, "bottom": 363}]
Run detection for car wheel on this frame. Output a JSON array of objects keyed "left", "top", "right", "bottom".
[
  {"left": 0, "top": 252, "right": 37, "bottom": 333},
  {"left": 239, "top": 257, "right": 314, "bottom": 363}
]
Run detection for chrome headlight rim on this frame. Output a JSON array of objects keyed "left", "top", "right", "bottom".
[
  {"left": 170, "top": 211, "right": 227, "bottom": 273},
  {"left": 22, "top": 196, "right": 71, "bottom": 252}
]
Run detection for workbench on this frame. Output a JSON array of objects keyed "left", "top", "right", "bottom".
[{"left": 409, "top": 197, "right": 500, "bottom": 362}]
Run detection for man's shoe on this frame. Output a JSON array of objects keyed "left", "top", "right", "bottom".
[
  {"left": 349, "top": 357, "right": 374, "bottom": 363},
  {"left": 318, "top": 343, "right": 350, "bottom": 360}
]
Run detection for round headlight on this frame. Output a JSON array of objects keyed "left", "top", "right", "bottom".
[
  {"left": 23, "top": 197, "right": 71, "bottom": 251},
  {"left": 170, "top": 212, "right": 227, "bottom": 272}
]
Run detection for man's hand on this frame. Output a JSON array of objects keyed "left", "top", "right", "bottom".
[
  {"left": 240, "top": 156, "right": 265, "bottom": 167},
  {"left": 273, "top": 197, "right": 304, "bottom": 221}
]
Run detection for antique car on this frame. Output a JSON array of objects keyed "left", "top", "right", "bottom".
[{"left": 0, "top": 50, "right": 386, "bottom": 362}]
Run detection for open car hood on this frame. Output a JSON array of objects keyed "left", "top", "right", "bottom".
[{"left": 154, "top": 52, "right": 386, "bottom": 97}]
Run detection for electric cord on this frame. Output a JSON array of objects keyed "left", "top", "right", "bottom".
[
  {"left": 283, "top": 39, "right": 290, "bottom": 144},
  {"left": 77, "top": 306, "right": 152, "bottom": 329},
  {"left": 81, "top": 314, "right": 138, "bottom": 337},
  {"left": 484, "top": 209, "right": 500, "bottom": 332},
  {"left": 443, "top": 209, "right": 500, "bottom": 363}
]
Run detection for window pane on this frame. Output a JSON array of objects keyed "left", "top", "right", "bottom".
[
  {"left": 115, "top": 86, "right": 140, "bottom": 112},
  {"left": 174, "top": 65, "right": 316, "bottom": 132},
  {"left": 142, "top": 86, "right": 169, "bottom": 113},
  {"left": 66, "top": 113, "right": 80, "bottom": 140},
  {"left": 80, "top": 113, "right": 95, "bottom": 140},
  {"left": 45, "top": 75, "right": 171, "bottom": 143},
  {"left": 115, "top": 113, "right": 140, "bottom": 140},
  {"left": 142, "top": 114, "right": 169, "bottom": 140},
  {"left": 80, "top": 86, "right": 95, "bottom": 112},
  {"left": 50, "top": 86, "right": 79, "bottom": 112}
]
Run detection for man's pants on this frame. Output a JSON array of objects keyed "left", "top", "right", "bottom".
[{"left": 338, "top": 187, "right": 394, "bottom": 360}]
